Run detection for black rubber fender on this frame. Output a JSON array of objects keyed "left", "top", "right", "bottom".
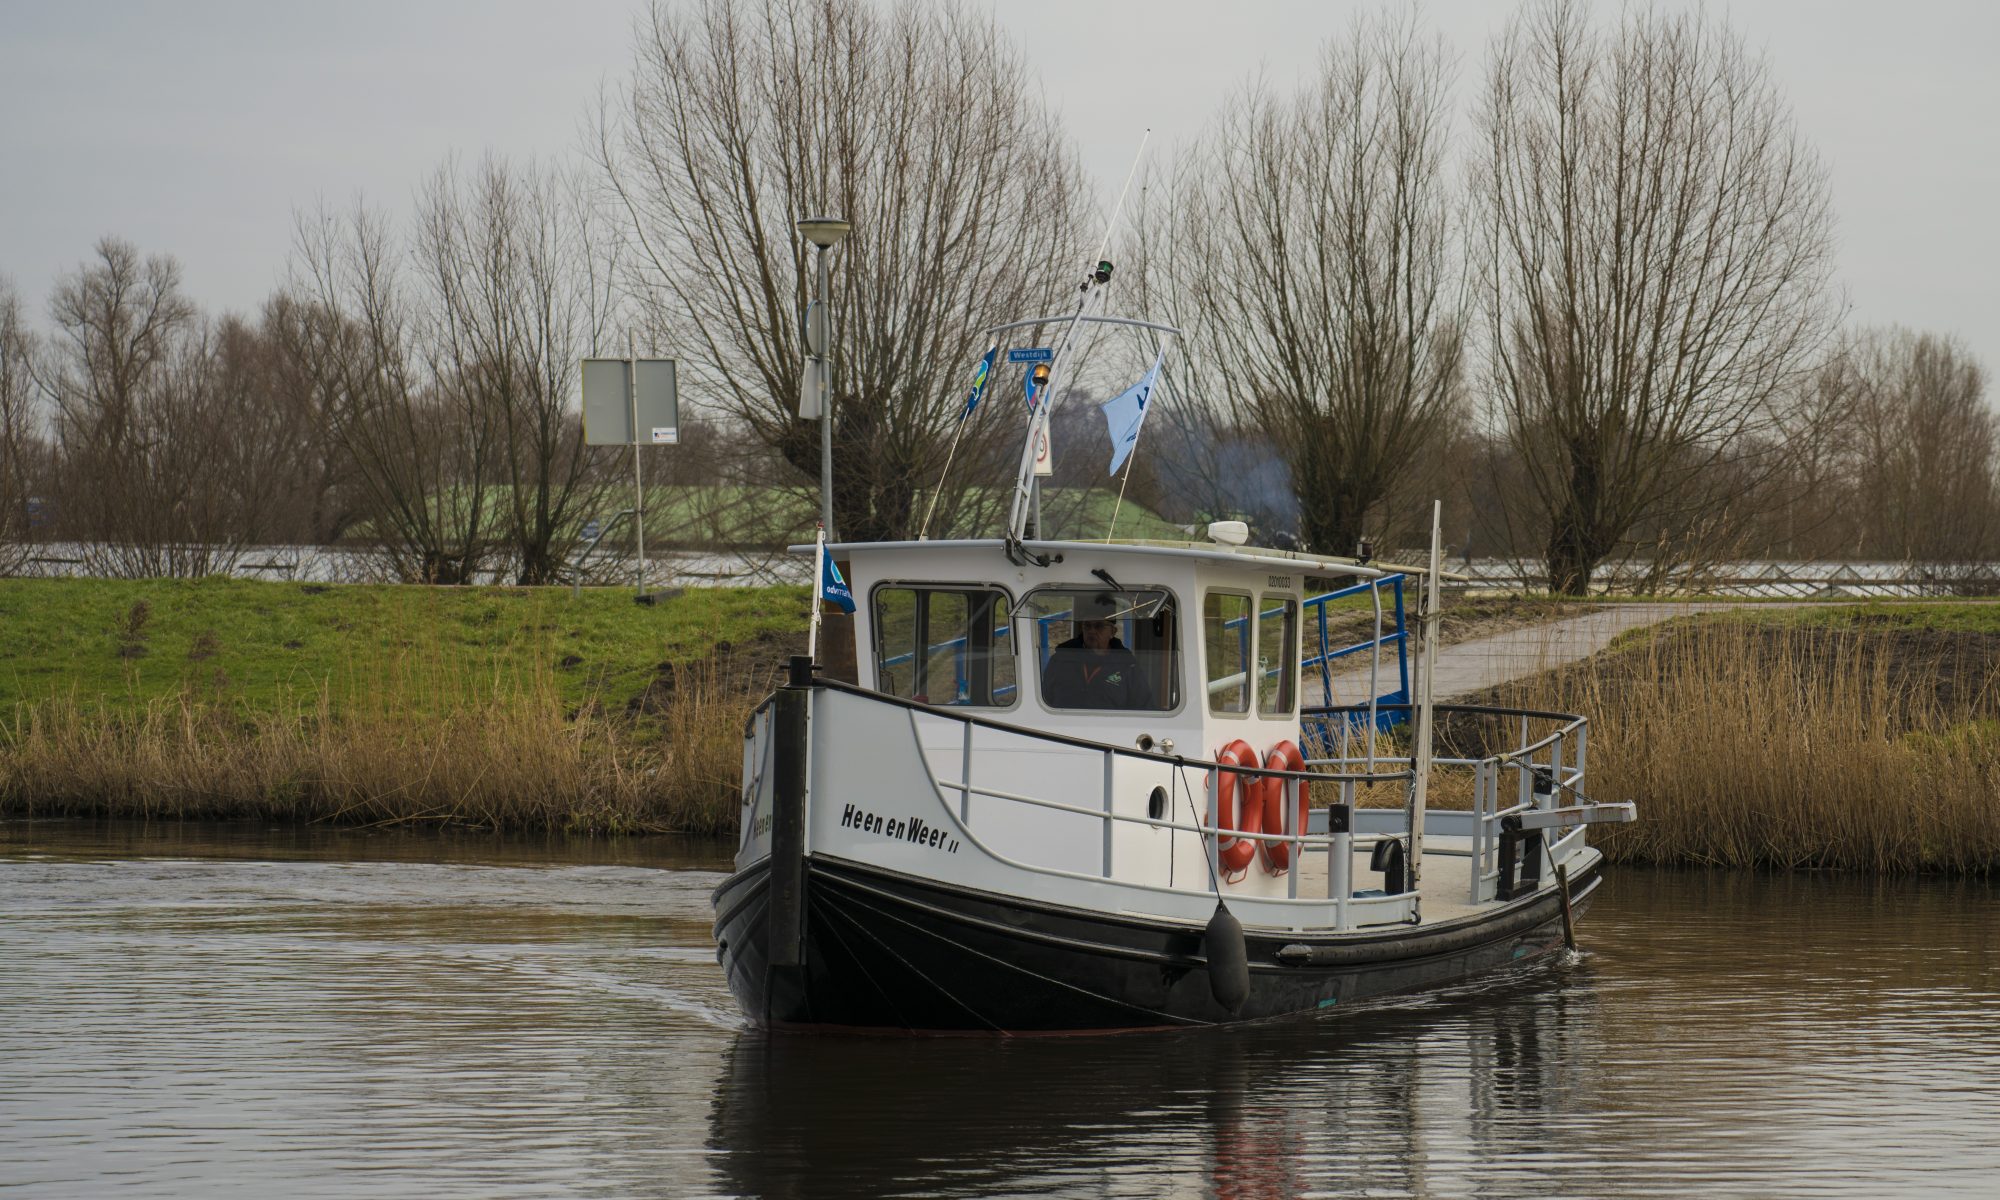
[{"left": 1204, "top": 902, "right": 1249, "bottom": 1013}]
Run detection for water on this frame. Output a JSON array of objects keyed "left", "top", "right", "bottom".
[{"left": 4, "top": 822, "right": 1998, "bottom": 1198}]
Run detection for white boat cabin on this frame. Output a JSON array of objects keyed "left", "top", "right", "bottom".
[{"left": 831, "top": 534, "right": 1382, "bottom": 902}]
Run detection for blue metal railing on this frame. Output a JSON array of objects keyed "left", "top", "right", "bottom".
[{"left": 1304, "top": 574, "right": 1409, "bottom": 723}]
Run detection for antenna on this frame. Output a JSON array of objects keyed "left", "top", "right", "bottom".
[{"left": 1096, "top": 128, "right": 1151, "bottom": 269}]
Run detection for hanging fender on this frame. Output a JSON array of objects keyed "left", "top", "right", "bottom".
[
  {"left": 1258, "top": 739, "right": 1308, "bottom": 874},
  {"left": 1208, "top": 739, "right": 1262, "bottom": 881}
]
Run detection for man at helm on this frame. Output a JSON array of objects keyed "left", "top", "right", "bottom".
[{"left": 1042, "top": 594, "right": 1151, "bottom": 710}]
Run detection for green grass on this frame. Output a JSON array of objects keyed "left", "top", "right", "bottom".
[
  {"left": 0, "top": 577, "right": 813, "bottom": 835},
  {"left": 0, "top": 577, "right": 810, "bottom": 718},
  {"left": 1744, "top": 599, "right": 2000, "bottom": 633}
]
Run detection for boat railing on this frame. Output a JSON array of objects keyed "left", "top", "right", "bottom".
[
  {"left": 1303, "top": 574, "right": 1410, "bottom": 725},
  {"left": 802, "top": 677, "right": 1621, "bottom": 929},
  {"left": 807, "top": 675, "right": 1419, "bottom": 928},
  {"left": 1306, "top": 702, "right": 1632, "bottom": 904}
]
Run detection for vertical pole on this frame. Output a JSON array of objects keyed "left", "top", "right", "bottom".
[
  {"left": 1366, "top": 582, "right": 1382, "bottom": 768},
  {"left": 1205, "top": 766, "right": 1222, "bottom": 894},
  {"left": 807, "top": 525, "right": 825, "bottom": 663},
  {"left": 960, "top": 719, "right": 974, "bottom": 824},
  {"left": 1331, "top": 790, "right": 1352, "bottom": 931},
  {"left": 629, "top": 329, "right": 645, "bottom": 596},
  {"left": 1101, "top": 749, "right": 1115, "bottom": 879},
  {"left": 1407, "top": 500, "right": 1443, "bottom": 901},
  {"left": 1471, "top": 762, "right": 1487, "bottom": 905},
  {"left": 1286, "top": 776, "right": 1299, "bottom": 901},
  {"left": 817, "top": 244, "right": 835, "bottom": 543}
]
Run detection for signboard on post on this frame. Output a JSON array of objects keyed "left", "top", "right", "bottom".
[
  {"left": 1007, "top": 347, "right": 1054, "bottom": 363},
  {"left": 582, "top": 358, "right": 679, "bottom": 446}
]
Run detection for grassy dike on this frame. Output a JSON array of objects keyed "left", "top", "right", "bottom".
[
  {"left": 0, "top": 577, "right": 809, "bottom": 835},
  {"left": 1498, "top": 602, "right": 2000, "bottom": 875}
]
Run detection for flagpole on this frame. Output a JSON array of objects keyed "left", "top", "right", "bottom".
[
  {"left": 808, "top": 523, "right": 825, "bottom": 663},
  {"left": 920, "top": 341, "right": 998, "bottom": 541},
  {"left": 1100, "top": 345, "right": 1167, "bottom": 541},
  {"left": 919, "top": 414, "right": 971, "bottom": 541},
  {"left": 1105, "top": 453, "right": 1136, "bottom": 543}
]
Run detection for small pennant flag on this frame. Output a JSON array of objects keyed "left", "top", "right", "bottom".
[
  {"left": 820, "top": 550, "right": 855, "bottom": 614},
  {"left": 959, "top": 343, "right": 998, "bottom": 421},
  {"left": 1099, "top": 350, "right": 1166, "bottom": 475}
]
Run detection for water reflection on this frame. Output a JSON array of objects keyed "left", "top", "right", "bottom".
[
  {"left": 707, "top": 964, "right": 1596, "bottom": 1199},
  {"left": 3, "top": 821, "right": 1999, "bottom": 1198}
]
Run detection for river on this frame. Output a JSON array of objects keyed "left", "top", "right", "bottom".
[{"left": 3, "top": 821, "right": 1997, "bottom": 1198}]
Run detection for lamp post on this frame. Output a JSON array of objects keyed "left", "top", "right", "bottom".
[{"left": 797, "top": 215, "right": 852, "bottom": 542}]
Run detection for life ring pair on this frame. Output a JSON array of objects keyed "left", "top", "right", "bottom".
[{"left": 1209, "top": 738, "right": 1309, "bottom": 882}]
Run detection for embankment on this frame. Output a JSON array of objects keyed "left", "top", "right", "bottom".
[{"left": 0, "top": 578, "right": 808, "bottom": 835}]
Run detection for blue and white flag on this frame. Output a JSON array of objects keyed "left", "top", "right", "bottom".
[
  {"left": 820, "top": 548, "right": 855, "bottom": 614},
  {"left": 1099, "top": 350, "right": 1166, "bottom": 475},
  {"left": 959, "top": 343, "right": 998, "bottom": 421}
]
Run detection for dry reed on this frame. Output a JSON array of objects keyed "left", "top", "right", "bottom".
[
  {"left": 1500, "top": 619, "right": 2000, "bottom": 874},
  {"left": 0, "top": 651, "right": 758, "bottom": 836}
]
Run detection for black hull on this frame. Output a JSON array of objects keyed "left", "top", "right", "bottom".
[{"left": 712, "top": 854, "right": 1599, "bottom": 1033}]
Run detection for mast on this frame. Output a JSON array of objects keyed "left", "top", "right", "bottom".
[{"left": 1004, "top": 132, "right": 1152, "bottom": 545}]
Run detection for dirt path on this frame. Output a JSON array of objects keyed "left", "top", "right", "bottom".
[{"left": 1317, "top": 602, "right": 1760, "bottom": 705}]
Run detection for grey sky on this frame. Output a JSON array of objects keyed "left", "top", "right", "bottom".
[{"left": 4, "top": 0, "right": 1996, "bottom": 372}]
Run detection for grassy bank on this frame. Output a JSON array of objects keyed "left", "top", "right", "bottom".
[
  {"left": 1497, "top": 604, "right": 2000, "bottom": 874},
  {"left": 0, "top": 578, "right": 808, "bottom": 834}
]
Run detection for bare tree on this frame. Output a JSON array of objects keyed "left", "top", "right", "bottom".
[
  {"left": 239, "top": 294, "right": 369, "bottom": 544},
  {"left": 1475, "top": 0, "right": 1838, "bottom": 594},
  {"left": 1150, "top": 9, "right": 1464, "bottom": 555},
  {"left": 38, "top": 238, "right": 283, "bottom": 576},
  {"left": 415, "top": 157, "right": 620, "bottom": 583},
  {"left": 597, "top": 0, "right": 1087, "bottom": 542},
  {"left": 290, "top": 205, "right": 504, "bottom": 584},
  {"left": 0, "top": 280, "right": 42, "bottom": 572},
  {"left": 1834, "top": 328, "right": 1997, "bottom": 563}
]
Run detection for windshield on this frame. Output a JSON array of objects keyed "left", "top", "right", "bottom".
[{"left": 1022, "top": 587, "right": 1180, "bottom": 713}]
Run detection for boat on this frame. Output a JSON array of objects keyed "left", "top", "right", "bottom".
[{"left": 711, "top": 264, "right": 1635, "bottom": 1033}]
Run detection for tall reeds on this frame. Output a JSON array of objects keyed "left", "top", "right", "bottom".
[
  {"left": 0, "top": 646, "right": 757, "bottom": 835},
  {"left": 1504, "top": 619, "right": 2000, "bottom": 873}
]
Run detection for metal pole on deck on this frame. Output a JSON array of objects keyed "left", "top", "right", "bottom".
[{"left": 1407, "top": 500, "right": 1443, "bottom": 899}]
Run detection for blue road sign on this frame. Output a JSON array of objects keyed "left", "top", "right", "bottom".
[{"left": 1006, "top": 347, "right": 1054, "bottom": 363}]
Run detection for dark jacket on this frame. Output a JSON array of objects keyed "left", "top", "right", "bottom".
[{"left": 1041, "top": 636, "right": 1151, "bottom": 710}]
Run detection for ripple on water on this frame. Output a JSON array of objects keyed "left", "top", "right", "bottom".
[{"left": 3, "top": 825, "right": 2000, "bottom": 1198}]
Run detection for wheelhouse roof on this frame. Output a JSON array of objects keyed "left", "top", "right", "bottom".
[{"left": 790, "top": 537, "right": 1397, "bottom": 579}]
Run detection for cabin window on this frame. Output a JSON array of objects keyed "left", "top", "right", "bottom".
[
  {"left": 1204, "top": 591, "right": 1253, "bottom": 714},
  {"left": 1023, "top": 587, "right": 1180, "bottom": 713},
  {"left": 871, "top": 586, "right": 1017, "bottom": 707},
  {"left": 1257, "top": 595, "right": 1298, "bottom": 716}
]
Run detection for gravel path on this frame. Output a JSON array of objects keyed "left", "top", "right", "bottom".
[{"left": 1318, "top": 602, "right": 1751, "bottom": 705}]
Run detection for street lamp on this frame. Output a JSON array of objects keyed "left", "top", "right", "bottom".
[{"left": 798, "top": 216, "right": 852, "bottom": 542}]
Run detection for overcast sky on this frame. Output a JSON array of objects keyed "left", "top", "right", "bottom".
[{"left": 4, "top": 0, "right": 1996, "bottom": 371}]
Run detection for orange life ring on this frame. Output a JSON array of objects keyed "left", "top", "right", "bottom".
[
  {"left": 1258, "top": 740, "right": 1308, "bottom": 874},
  {"left": 1210, "top": 739, "right": 1262, "bottom": 880}
]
